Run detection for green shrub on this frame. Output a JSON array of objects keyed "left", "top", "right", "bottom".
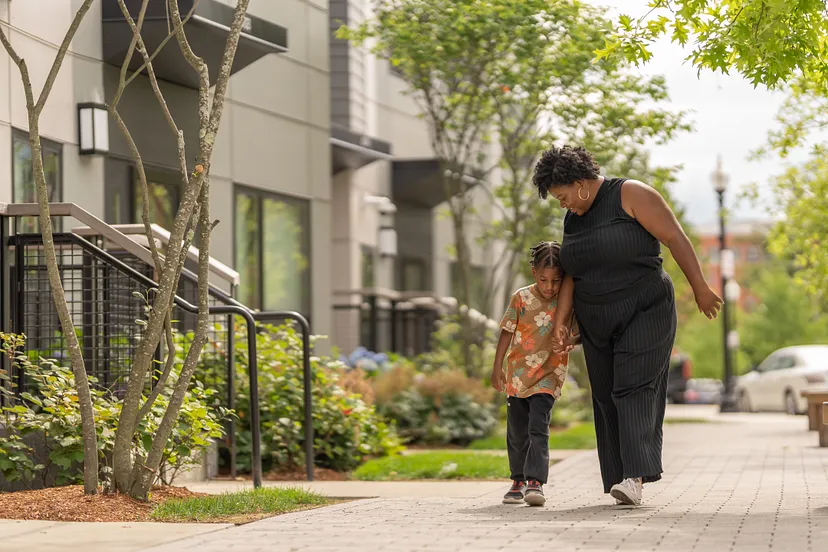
[
  {"left": 414, "top": 314, "right": 496, "bottom": 378},
  {"left": 372, "top": 364, "right": 498, "bottom": 445},
  {"left": 550, "top": 379, "right": 593, "bottom": 428},
  {"left": 0, "top": 332, "right": 228, "bottom": 489},
  {"left": 222, "top": 324, "right": 402, "bottom": 474}
]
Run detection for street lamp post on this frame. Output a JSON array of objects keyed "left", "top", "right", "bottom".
[{"left": 712, "top": 156, "right": 739, "bottom": 412}]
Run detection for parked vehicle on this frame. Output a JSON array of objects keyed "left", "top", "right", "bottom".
[
  {"left": 667, "top": 349, "right": 693, "bottom": 404},
  {"left": 683, "top": 378, "right": 724, "bottom": 405},
  {"left": 735, "top": 345, "right": 828, "bottom": 414}
]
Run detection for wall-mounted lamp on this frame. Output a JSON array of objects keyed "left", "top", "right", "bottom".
[
  {"left": 78, "top": 103, "right": 109, "bottom": 155},
  {"left": 378, "top": 225, "right": 397, "bottom": 257},
  {"left": 364, "top": 195, "right": 397, "bottom": 257}
]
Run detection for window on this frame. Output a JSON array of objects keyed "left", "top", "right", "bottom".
[
  {"left": 400, "top": 258, "right": 427, "bottom": 292},
  {"left": 134, "top": 177, "right": 179, "bottom": 232},
  {"left": 747, "top": 246, "right": 761, "bottom": 262},
  {"left": 104, "top": 164, "right": 180, "bottom": 231},
  {"left": 775, "top": 355, "right": 796, "bottom": 371},
  {"left": 361, "top": 245, "right": 375, "bottom": 289},
  {"left": 12, "top": 129, "right": 62, "bottom": 233},
  {"left": 234, "top": 186, "right": 311, "bottom": 315},
  {"left": 450, "top": 262, "right": 486, "bottom": 312}
]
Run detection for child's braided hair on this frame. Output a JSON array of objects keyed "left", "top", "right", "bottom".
[{"left": 529, "top": 241, "right": 562, "bottom": 270}]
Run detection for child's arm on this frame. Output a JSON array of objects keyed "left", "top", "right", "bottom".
[
  {"left": 552, "top": 275, "right": 575, "bottom": 353},
  {"left": 490, "top": 329, "right": 512, "bottom": 392}
]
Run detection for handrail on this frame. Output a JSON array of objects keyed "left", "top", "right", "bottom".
[
  {"left": 72, "top": 222, "right": 240, "bottom": 287},
  {"left": 3, "top": 221, "right": 315, "bottom": 483},
  {"left": 0, "top": 202, "right": 239, "bottom": 288},
  {"left": 54, "top": 234, "right": 316, "bottom": 485}
]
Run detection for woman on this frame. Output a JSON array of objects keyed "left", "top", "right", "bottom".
[{"left": 535, "top": 145, "right": 722, "bottom": 506}]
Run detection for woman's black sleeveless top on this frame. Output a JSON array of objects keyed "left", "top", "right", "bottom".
[{"left": 559, "top": 178, "right": 663, "bottom": 304}]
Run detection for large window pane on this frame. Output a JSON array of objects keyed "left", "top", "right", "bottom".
[
  {"left": 234, "top": 187, "right": 311, "bottom": 315},
  {"left": 362, "top": 246, "right": 375, "bottom": 289},
  {"left": 262, "top": 196, "right": 310, "bottom": 313},
  {"left": 450, "top": 262, "right": 486, "bottom": 312},
  {"left": 12, "top": 131, "right": 62, "bottom": 233},
  {"left": 401, "top": 258, "right": 425, "bottom": 291},
  {"left": 235, "top": 192, "right": 261, "bottom": 308},
  {"left": 134, "top": 180, "right": 178, "bottom": 231}
]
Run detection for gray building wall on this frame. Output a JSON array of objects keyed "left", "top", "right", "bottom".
[{"left": 1, "top": 0, "right": 333, "bottom": 342}]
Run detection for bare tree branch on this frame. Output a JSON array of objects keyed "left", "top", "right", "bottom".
[
  {"left": 34, "top": 0, "right": 96, "bottom": 114},
  {"left": 122, "top": 0, "right": 202, "bottom": 91},
  {"left": 115, "top": 0, "right": 252, "bottom": 497},
  {"left": 0, "top": 0, "right": 100, "bottom": 495}
]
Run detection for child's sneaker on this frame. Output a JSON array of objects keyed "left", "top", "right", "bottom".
[
  {"left": 610, "top": 478, "right": 642, "bottom": 506},
  {"left": 524, "top": 480, "right": 546, "bottom": 506},
  {"left": 502, "top": 480, "right": 526, "bottom": 504}
]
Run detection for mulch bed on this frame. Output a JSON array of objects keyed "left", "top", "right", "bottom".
[{"left": 0, "top": 485, "right": 203, "bottom": 523}]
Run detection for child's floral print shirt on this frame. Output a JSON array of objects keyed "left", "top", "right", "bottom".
[{"left": 499, "top": 284, "right": 569, "bottom": 399}]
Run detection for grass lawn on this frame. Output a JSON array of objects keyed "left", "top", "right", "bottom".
[
  {"left": 468, "top": 422, "right": 597, "bottom": 451},
  {"left": 353, "top": 451, "right": 511, "bottom": 481},
  {"left": 151, "top": 487, "right": 329, "bottom": 524},
  {"left": 664, "top": 417, "right": 714, "bottom": 424}
]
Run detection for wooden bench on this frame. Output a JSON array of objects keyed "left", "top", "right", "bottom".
[
  {"left": 800, "top": 390, "right": 828, "bottom": 431},
  {"left": 822, "top": 402, "right": 828, "bottom": 448}
]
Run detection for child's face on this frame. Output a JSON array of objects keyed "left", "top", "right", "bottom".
[{"left": 532, "top": 266, "right": 563, "bottom": 300}]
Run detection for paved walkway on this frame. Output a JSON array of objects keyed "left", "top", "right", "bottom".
[{"left": 142, "top": 409, "right": 828, "bottom": 552}]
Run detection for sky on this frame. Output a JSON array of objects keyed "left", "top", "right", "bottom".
[{"left": 595, "top": 0, "right": 814, "bottom": 227}]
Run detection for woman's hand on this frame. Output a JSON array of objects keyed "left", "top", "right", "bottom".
[{"left": 694, "top": 285, "right": 724, "bottom": 319}]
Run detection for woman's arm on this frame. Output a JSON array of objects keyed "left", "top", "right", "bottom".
[
  {"left": 621, "top": 180, "right": 723, "bottom": 319},
  {"left": 552, "top": 275, "right": 575, "bottom": 352}
]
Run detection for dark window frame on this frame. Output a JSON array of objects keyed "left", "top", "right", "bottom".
[
  {"left": 399, "top": 256, "right": 428, "bottom": 292},
  {"left": 232, "top": 184, "right": 312, "bottom": 316},
  {"left": 132, "top": 166, "right": 182, "bottom": 231},
  {"left": 450, "top": 261, "right": 487, "bottom": 311},
  {"left": 104, "top": 158, "right": 182, "bottom": 230},
  {"left": 361, "top": 244, "right": 376, "bottom": 289},
  {"left": 11, "top": 128, "right": 63, "bottom": 232}
]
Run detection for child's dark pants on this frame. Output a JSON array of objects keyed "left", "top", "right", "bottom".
[{"left": 506, "top": 393, "right": 556, "bottom": 484}]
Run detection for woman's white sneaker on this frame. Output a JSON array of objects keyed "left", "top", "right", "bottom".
[{"left": 610, "top": 478, "right": 642, "bottom": 506}]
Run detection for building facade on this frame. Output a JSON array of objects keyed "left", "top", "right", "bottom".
[{"left": 0, "top": 0, "right": 500, "bottom": 355}]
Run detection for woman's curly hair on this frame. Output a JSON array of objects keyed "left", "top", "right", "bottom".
[{"left": 532, "top": 145, "right": 601, "bottom": 199}]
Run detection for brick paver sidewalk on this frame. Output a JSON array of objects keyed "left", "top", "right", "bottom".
[{"left": 147, "top": 413, "right": 828, "bottom": 552}]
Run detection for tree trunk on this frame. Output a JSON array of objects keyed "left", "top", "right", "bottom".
[
  {"left": 132, "top": 180, "right": 213, "bottom": 499},
  {"left": 450, "top": 200, "right": 476, "bottom": 374},
  {"left": 26, "top": 113, "right": 99, "bottom": 494},
  {"left": 0, "top": 2, "right": 100, "bottom": 493},
  {"left": 112, "top": 0, "right": 251, "bottom": 497}
]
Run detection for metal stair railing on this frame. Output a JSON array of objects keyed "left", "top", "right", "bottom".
[{"left": 0, "top": 203, "right": 314, "bottom": 485}]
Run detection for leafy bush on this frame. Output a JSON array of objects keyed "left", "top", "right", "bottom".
[
  {"left": 550, "top": 378, "right": 593, "bottom": 428},
  {"left": 225, "top": 324, "right": 402, "bottom": 474},
  {"left": 414, "top": 314, "right": 496, "bottom": 378},
  {"left": 336, "top": 368, "right": 376, "bottom": 406},
  {"left": 372, "top": 363, "right": 497, "bottom": 445},
  {"left": 0, "top": 332, "right": 228, "bottom": 489}
]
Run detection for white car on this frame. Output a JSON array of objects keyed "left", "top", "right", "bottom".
[{"left": 735, "top": 345, "right": 828, "bottom": 414}]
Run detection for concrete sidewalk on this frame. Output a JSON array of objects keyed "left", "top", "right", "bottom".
[
  {"left": 6, "top": 408, "right": 828, "bottom": 552},
  {"left": 0, "top": 520, "right": 230, "bottom": 552},
  {"left": 145, "top": 411, "right": 828, "bottom": 552}
]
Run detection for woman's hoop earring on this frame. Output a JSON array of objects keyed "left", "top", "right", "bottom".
[{"left": 578, "top": 187, "right": 590, "bottom": 201}]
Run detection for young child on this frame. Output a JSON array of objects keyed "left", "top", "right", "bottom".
[{"left": 491, "top": 241, "right": 578, "bottom": 507}]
